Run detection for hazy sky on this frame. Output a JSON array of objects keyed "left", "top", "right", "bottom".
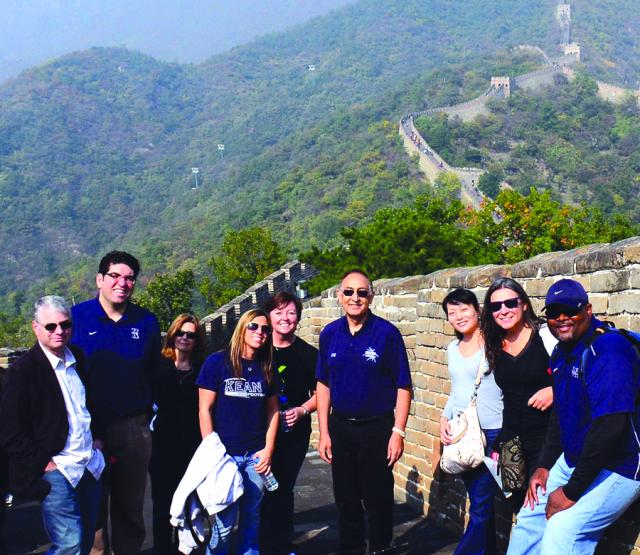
[{"left": 0, "top": 0, "right": 357, "bottom": 80}]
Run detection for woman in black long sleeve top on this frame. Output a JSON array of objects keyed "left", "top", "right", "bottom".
[
  {"left": 481, "top": 278, "right": 554, "bottom": 515},
  {"left": 150, "top": 314, "right": 206, "bottom": 555}
]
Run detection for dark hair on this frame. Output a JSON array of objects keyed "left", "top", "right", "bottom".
[
  {"left": 442, "top": 288, "right": 480, "bottom": 340},
  {"left": 265, "top": 290, "right": 303, "bottom": 321},
  {"left": 98, "top": 251, "right": 141, "bottom": 278},
  {"left": 340, "top": 268, "right": 373, "bottom": 291},
  {"left": 162, "top": 314, "right": 206, "bottom": 367},
  {"left": 480, "top": 277, "right": 539, "bottom": 371}
]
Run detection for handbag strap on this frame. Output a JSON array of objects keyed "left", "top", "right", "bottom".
[{"left": 470, "top": 353, "right": 485, "bottom": 401}]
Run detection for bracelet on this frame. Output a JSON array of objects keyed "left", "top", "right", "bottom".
[
  {"left": 301, "top": 406, "right": 309, "bottom": 417},
  {"left": 392, "top": 426, "right": 406, "bottom": 438}
]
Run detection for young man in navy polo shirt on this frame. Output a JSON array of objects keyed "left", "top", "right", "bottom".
[
  {"left": 507, "top": 279, "right": 640, "bottom": 554},
  {"left": 71, "top": 251, "right": 161, "bottom": 554},
  {"left": 316, "top": 269, "right": 412, "bottom": 555}
]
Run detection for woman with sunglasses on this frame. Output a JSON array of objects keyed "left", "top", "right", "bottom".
[
  {"left": 197, "top": 309, "right": 279, "bottom": 555},
  {"left": 150, "top": 314, "right": 206, "bottom": 555},
  {"left": 260, "top": 291, "right": 317, "bottom": 555},
  {"left": 440, "top": 288, "right": 503, "bottom": 555},
  {"left": 480, "top": 278, "right": 553, "bottom": 514}
]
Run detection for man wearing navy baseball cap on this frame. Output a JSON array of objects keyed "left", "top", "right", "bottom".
[{"left": 507, "top": 278, "right": 640, "bottom": 554}]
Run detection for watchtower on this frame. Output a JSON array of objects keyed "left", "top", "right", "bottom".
[
  {"left": 564, "top": 43, "right": 581, "bottom": 62},
  {"left": 556, "top": 4, "right": 571, "bottom": 21},
  {"left": 490, "top": 76, "right": 514, "bottom": 98}
]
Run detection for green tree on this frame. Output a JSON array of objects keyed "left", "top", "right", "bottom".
[
  {"left": 463, "top": 188, "right": 637, "bottom": 263},
  {"left": 302, "top": 196, "right": 479, "bottom": 294},
  {"left": 478, "top": 165, "right": 504, "bottom": 198},
  {"left": 303, "top": 189, "right": 638, "bottom": 295},
  {"left": 0, "top": 311, "right": 32, "bottom": 348},
  {"left": 200, "top": 227, "right": 286, "bottom": 309},
  {"left": 137, "top": 269, "right": 195, "bottom": 330}
]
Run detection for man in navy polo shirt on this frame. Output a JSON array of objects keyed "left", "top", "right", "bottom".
[
  {"left": 71, "top": 251, "right": 161, "bottom": 554},
  {"left": 316, "top": 269, "right": 412, "bottom": 555},
  {"left": 507, "top": 279, "right": 640, "bottom": 555}
]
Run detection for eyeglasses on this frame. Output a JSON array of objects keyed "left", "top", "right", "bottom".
[
  {"left": 39, "top": 320, "right": 73, "bottom": 332},
  {"left": 489, "top": 298, "right": 520, "bottom": 313},
  {"left": 545, "top": 305, "right": 582, "bottom": 320},
  {"left": 341, "top": 288, "right": 370, "bottom": 298},
  {"left": 104, "top": 272, "right": 136, "bottom": 285},
  {"left": 247, "top": 322, "right": 272, "bottom": 334},
  {"left": 176, "top": 330, "right": 197, "bottom": 340}
]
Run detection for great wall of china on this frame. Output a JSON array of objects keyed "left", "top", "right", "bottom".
[
  {"left": 399, "top": 2, "right": 640, "bottom": 210},
  {"left": 3, "top": 3, "right": 640, "bottom": 552}
]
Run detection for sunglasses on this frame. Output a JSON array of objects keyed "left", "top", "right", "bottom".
[
  {"left": 489, "top": 298, "right": 520, "bottom": 313},
  {"left": 247, "top": 322, "right": 272, "bottom": 334},
  {"left": 341, "top": 288, "right": 370, "bottom": 298},
  {"left": 176, "top": 330, "right": 197, "bottom": 340},
  {"left": 545, "top": 305, "right": 582, "bottom": 320},
  {"left": 40, "top": 320, "right": 73, "bottom": 332}
]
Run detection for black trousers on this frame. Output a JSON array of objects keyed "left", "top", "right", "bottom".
[
  {"left": 329, "top": 413, "right": 395, "bottom": 555},
  {"left": 260, "top": 429, "right": 310, "bottom": 553},
  {"left": 150, "top": 448, "right": 193, "bottom": 555},
  {"left": 0, "top": 449, "right": 7, "bottom": 555}
]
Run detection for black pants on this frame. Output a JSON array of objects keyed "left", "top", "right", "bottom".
[
  {"left": 260, "top": 429, "right": 310, "bottom": 553},
  {"left": 0, "top": 449, "right": 7, "bottom": 555},
  {"left": 150, "top": 448, "right": 193, "bottom": 555},
  {"left": 329, "top": 413, "right": 395, "bottom": 555}
]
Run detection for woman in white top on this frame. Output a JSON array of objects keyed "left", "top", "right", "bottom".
[{"left": 440, "top": 288, "right": 503, "bottom": 555}]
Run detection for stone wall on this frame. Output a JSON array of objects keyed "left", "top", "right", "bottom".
[
  {"left": 298, "top": 237, "right": 640, "bottom": 553},
  {"left": 201, "top": 260, "right": 318, "bottom": 351}
]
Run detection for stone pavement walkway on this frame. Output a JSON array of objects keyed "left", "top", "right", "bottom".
[{"left": 1, "top": 450, "right": 458, "bottom": 554}]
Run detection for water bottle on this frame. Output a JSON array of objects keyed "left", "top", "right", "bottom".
[
  {"left": 254, "top": 456, "right": 279, "bottom": 491},
  {"left": 279, "top": 395, "right": 292, "bottom": 433},
  {"left": 262, "top": 470, "right": 279, "bottom": 492}
]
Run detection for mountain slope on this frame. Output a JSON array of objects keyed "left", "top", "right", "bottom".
[{"left": 1, "top": 0, "right": 639, "bottom": 302}]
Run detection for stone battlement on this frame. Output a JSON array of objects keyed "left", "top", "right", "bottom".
[
  {"left": 200, "top": 260, "right": 318, "bottom": 351},
  {"left": 299, "top": 236, "right": 640, "bottom": 552}
]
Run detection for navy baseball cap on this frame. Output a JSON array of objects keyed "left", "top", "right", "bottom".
[{"left": 543, "top": 279, "right": 589, "bottom": 311}]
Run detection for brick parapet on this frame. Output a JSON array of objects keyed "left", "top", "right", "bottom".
[{"left": 301, "top": 236, "right": 640, "bottom": 549}]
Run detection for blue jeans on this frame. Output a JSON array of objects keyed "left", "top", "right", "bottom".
[
  {"left": 507, "top": 454, "right": 640, "bottom": 555},
  {"left": 455, "top": 428, "right": 500, "bottom": 555},
  {"left": 41, "top": 469, "right": 101, "bottom": 555},
  {"left": 207, "top": 453, "right": 265, "bottom": 555}
]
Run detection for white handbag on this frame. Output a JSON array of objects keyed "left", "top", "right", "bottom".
[{"left": 440, "top": 362, "right": 486, "bottom": 474}]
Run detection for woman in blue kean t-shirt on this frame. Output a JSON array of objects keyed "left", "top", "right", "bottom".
[{"left": 197, "top": 309, "right": 280, "bottom": 555}]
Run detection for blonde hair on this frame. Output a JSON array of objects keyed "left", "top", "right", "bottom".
[{"left": 228, "top": 309, "right": 273, "bottom": 384}]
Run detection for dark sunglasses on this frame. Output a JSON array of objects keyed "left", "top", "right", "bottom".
[
  {"left": 341, "top": 288, "right": 370, "bottom": 298},
  {"left": 247, "top": 322, "right": 272, "bottom": 334},
  {"left": 545, "top": 305, "right": 582, "bottom": 320},
  {"left": 40, "top": 320, "right": 73, "bottom": 332},
  {"left": 176, "top": 330, "right": 197, "bottom": 340},
  {"left": 489, "top": 298, "right": 520, "bottom": 313}
]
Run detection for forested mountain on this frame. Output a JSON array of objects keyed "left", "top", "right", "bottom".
[
  {"left": 1, "top": 0, "right": 639, "bottom": 315},
  {"left": 413, "top": 73, "right": 640, "bottom": 217},
  {"left": 0, "top": 0, "right": 358, "bottom": 82}
]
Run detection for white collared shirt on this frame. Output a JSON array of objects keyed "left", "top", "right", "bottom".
[{"left": 40, "top": 343, "right": 105, "bottom": 487}]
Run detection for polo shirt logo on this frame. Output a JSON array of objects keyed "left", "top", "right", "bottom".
[
  {"left": 331, "top": 353, "right": 337, "bottom": 358},
  {"left": 131, "top": 328, "right": 140, "bottom": 340},
  {"left": 571, "top": 365, "right": 579, "bottom": 379},
  {"left": 363, "top": 347, "right": 379, "bottom": 363}
]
